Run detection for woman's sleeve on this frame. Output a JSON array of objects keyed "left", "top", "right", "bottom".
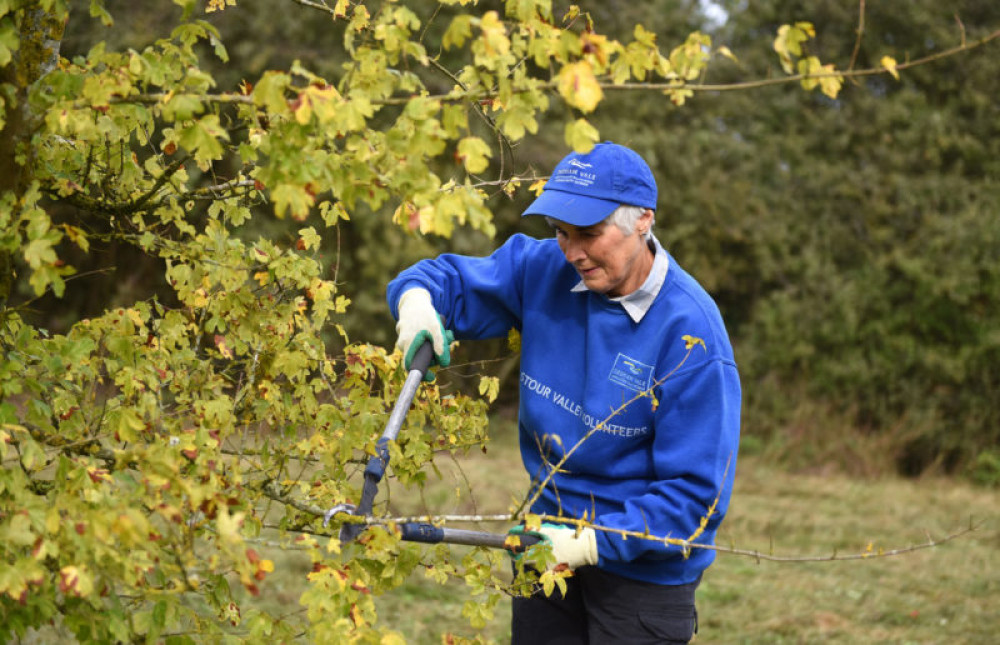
[{"left": 386, "top": 234, "right": 532, "bottom": 340}]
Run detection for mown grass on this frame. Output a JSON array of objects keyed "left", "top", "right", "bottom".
[
  {"left": 255, "top": 422, "right": 998, "bottom": 644},
  {"left": 699, "top": 458, "right": 998, "bottom": 644}
]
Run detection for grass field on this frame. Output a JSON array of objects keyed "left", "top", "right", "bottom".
[
  {"left": 370, "top": 423, "right": 999, "bottom": 644},
  {"left": 254, "top": 422, "right": 998, "bottom": 644}
]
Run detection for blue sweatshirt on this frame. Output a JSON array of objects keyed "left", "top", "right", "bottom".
[{"left": 387, "top": 233, "right": 741, "bottom": 585}]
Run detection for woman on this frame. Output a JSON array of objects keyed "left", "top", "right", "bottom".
[{"left": 388, "top": 142, "right": 741, "bottom": 644}]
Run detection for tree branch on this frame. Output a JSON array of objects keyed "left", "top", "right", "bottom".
[
  {"left": 847, "top": 0, "right": 867, "bottom": 73},
  {"left": 254, "top": 482, "right": 982, "bottom": 565}
]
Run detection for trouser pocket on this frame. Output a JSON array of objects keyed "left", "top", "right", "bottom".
[{"left": 637, "top": 605, "right": 697, "bottom": 643}]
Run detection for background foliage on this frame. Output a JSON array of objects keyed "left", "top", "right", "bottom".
[{"left": 1, "top": 0, "right": 998, "bottom": 641}]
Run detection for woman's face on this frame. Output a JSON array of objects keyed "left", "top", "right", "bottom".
[{"left": 551, "top": 210, "right": 655, "bottom": 297}]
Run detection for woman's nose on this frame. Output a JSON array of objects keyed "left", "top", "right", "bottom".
[{"left": 562, "top": 238, "right": 586, "bottom": 263}]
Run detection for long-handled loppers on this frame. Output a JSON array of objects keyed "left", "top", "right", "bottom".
[{"left": 327, "top": 340, "right": 539, "bottom": 553}]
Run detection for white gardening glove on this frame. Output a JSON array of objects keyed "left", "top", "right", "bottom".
[
  {"left": 394, "top": 288, "right": 453, "bottom": 375},
  {"left": 532, "top": 524, "right": 599, "bottom": 570}
]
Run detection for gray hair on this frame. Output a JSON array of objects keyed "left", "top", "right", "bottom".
[
  {"left": 606, "top": 204, "right": 654, "bottom": 241},
  {"left": 545, "top": 205, "right": 655, "bottom": 240}
]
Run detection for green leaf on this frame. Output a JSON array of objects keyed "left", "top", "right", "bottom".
[
  {"left": 774, "top": 22, "right": 815, "bottom": 74},
  {"left": 0, "top": 557, "right": 46, "bottom": 599},
  {"left": 272, "top": 184, "right": 315, "bottom": 220},
  {"left": 253, "top": 71, "right": 292, "bottom": 115},
  {"left": 23, "top": 237, "right": 58, "bottom": 269},
  {"left": 0, "top": 513, "right": 36, "bottom": 547},
  {"left": 161, "top": 93, "right": 204, "bottom": 121},
  {"left": 0, "top": 18, "right": 18, "bottom": 66},
  {"left": 457, "top": 136, "right": 491, "bottom": 174},
  {"left": 298, "top": 227, "right": 322, "bottom": 251},
  {"left": 176, "top": 115, "right": 228, "bottom": 169},
  {"left": 115, "top": 408, "right": 145, "bottom": 442},
  {"left": 89, "top": 0, "right": 113, "bottom": 26},
  {"left": 442, "top": 15, "right": 472, "bottom": 50}
]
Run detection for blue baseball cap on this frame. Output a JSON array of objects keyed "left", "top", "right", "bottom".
[{"left": 522, "top": 142, "right": 657, "bottom": 226}]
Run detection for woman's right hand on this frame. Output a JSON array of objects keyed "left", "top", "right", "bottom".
[{"left": 394, "top": 287, "right": 453, "bottom": 373}]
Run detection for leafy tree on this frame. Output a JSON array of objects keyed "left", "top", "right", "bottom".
[
  {"left": 1, "top": 0, "right": 995, "bottom": 641},
  {"left": 660, "top": 0, "right": 1000, "bottom": 475}
]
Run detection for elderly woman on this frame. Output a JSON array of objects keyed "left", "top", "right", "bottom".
[{"left": 387, "top": 142, "right": 741, "bottom": 644}]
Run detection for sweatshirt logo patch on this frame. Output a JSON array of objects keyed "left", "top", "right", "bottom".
[{"left": 608, "top": 354, "right": 653, "bottom": 393}]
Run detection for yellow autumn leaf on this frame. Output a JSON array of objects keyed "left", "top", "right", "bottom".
[
  {"left": 207, "top": 0, "right": 236, "bottom": 12},
  {"left": 216, "top": 507, "right": 245, "bottom": 545},
  {"left": 528, "top": 180, "right": 546, "bottom": 197},
  {"left": 59, "top": 565, "right": 95, "bottom": 597},
  {"left": 478, "top": 375, "right": 500, "bottom": 403},
  {"left": 717, "top": 45, "right": 738, "bottom": 63},
  {"left": 881, "top": 55, "right": 899, "bottom": 80},
  {"left": 125, "top": 308, "right": 144, "bottom": 329},
  {"left": 541, "top": 570, "right": 556, "bottom": 596},
  {"left": 85, "top": 466, "right": 113, "bottom": 483},
  {"left": 214, "top": 335, "right": 233, "bottom": 359},
  {"left": 798, "top": 57, "right": 843, "bottom": 98},
  {"left": 350, "top": 602, "right": 366, "bottom": 627},
  {"left": 818, "top": 66, "right": 843, "bottom": 98},
  {"left": 557, "top": 61, "right": 603, "bottom": 113},
  {"left": 61, "top": 224, "right": 90, "bottom": 252},
  {"left": 478, "top": 11, "right": 510, "bottom": 58},
  {"left": 191, "top": 288, "right": 209, "bottom": 308},
  {"left": 666, "top": 86, "right": 694, "bottom": 106},
  {"left": 682, "top": 334, "right": 706, "bottom": 351},
  {"left": 564, "top": 118, "right": 599, "bottom": 153},
  {"left": 293, "top": 91, "right": 313, "bottom": 125},
  {"left": 381, "top": 633, "right": 407, "bottom": 645},
  {"left": 308, "top": 277, "right": 334, "bottom": 303}
]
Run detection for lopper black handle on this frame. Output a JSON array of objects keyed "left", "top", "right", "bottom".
[
  {"left": 340, "top": 339, "right": 436, "bottom": 544},
  {"left": 398, "top": 523, "right": 543, "bottom": 553},
  {"left": 408, "top": 337, "right": 435, "bottom": 377}
]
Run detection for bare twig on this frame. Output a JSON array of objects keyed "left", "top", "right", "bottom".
[
  {"left": 517, "top": 344, "right": 699, "bottom": 514},
  {"left": 847, "top": 0, "right": 866, "bottom": 72},
  {"left": 81, "top": 27, "right": 1000, "bottom": 113},
  {"left": 256, "top": 481, "right": 982, "bottom": 564}
]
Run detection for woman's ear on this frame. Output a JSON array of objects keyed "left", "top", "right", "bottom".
[{"left": 637, "top": 208, "right": 654, "bottom": 235}]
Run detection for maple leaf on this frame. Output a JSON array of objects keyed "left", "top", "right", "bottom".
[{"left": 558, "top": 62, "right": 604, "bottom": 113}]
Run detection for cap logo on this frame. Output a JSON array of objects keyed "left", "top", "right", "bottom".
[{"left": 552, "top": 161, "right": 597, "bottom": 189}]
